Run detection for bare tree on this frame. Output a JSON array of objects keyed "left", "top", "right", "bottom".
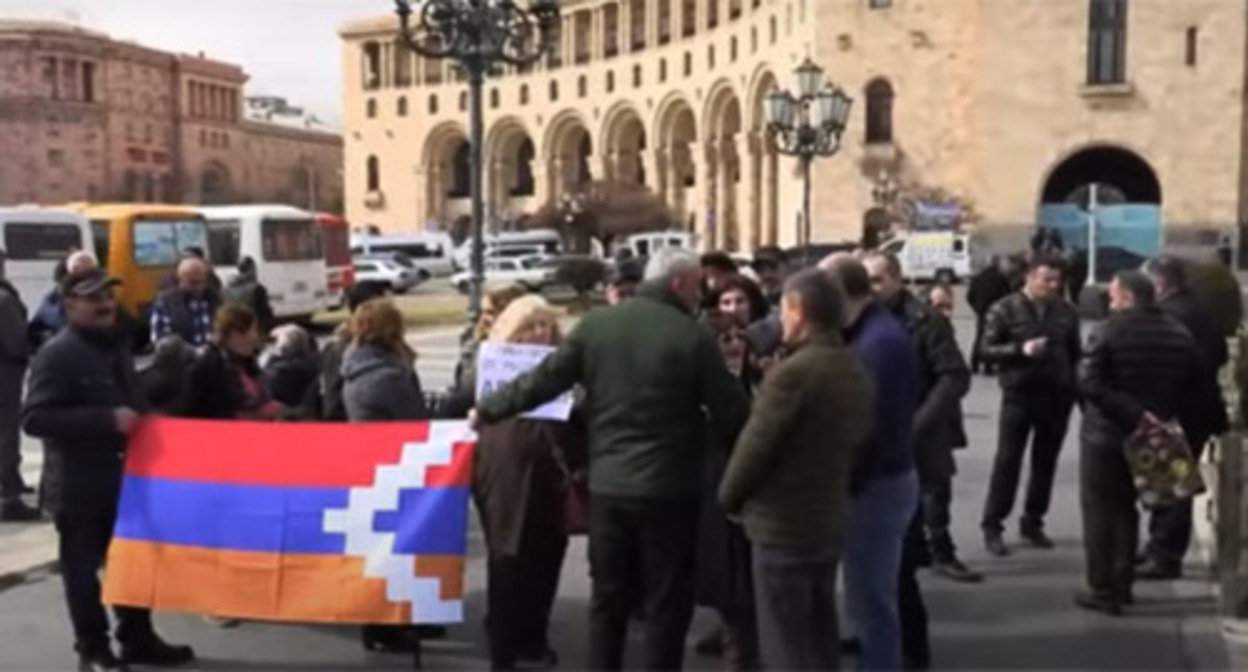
[{"left": 530, "top": 180, "right": 678, "bottom": 253}]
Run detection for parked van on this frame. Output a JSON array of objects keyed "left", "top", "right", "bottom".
[
  {"left": 198, "top": 205, "right": 329, "bottom": 320},
  {"left": 0, "top": 206, "right": 93, "bottom": 304},
  {"left": 317, "top": 213, "right": 354, "bottom": 309},
  {"left": 67, "top": 203, "right": 209, "bottom": 319},
  {"left": 452, "top": 229, "right": 561, "bottom": 270},
  {"left": 351, "top": 232, "right": 455, "bottom": 278},
  {"left": 879, "top": 231, "right": 973, "bottom": 284},
  {"left": 618, "top": 231, "right": 696, "bottom": 259}
]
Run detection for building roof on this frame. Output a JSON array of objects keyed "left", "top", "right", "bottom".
[
  {"left": 0, "top": 19, "right": 108, "bottom": 39},
  {"left": 245, "top": 96, "right": 340, "bottom": 135}
]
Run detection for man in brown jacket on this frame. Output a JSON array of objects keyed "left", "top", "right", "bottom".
[{"left": 719, "top": 269, "right": 874, "bottom": 670}]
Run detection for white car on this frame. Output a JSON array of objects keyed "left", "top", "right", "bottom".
[
  {"left": 451, "top": 256, "right": 556, "bottom": 294},
  {"left": 352, "top": 257, "right": 421, "bottom": 294}
]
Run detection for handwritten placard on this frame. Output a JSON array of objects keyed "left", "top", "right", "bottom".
[{"left": 475, "top": 341, "right": 573, "bottom": 422}]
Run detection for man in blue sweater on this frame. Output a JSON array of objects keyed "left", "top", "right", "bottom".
[{"left": 821, "top": 254, "right": 921, "bottom": 671}]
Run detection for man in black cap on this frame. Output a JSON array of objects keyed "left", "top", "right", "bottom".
[
  {"left": 0, "top": 246, "right": 38, "bottom": 521},
  {"left": 23, "top": 268, "right": 195, "bottom": 672},
  {"left": 605, "top": 259, "right": 644, "bottom": 306}
]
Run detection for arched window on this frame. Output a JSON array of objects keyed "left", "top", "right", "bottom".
[
  {"left": 520, "top": 84, "right": 530, "bottom": 104},
  {"left": 659, "top": 59, "right": 667, "bottom": 82},
  {"left": 428, "top": 94, "right": 439, "bottom": 114},
  {"left": 549, "top": 80, "right": 559, "bottom": 101},
  {"left": 730, "top": 37, "right": 738, "bottom": 62},
  {"left": 865, "top": 78, "right": 894, "bottom": 145},
  {"left": 684, "top": 51, "right": 693, "bottom": 76},
  {"left": 366, "top": 155, "right": 380, "bottom": 192},
  {"left": 397, "top": 96, "right": 408, "bottom": 117},
  {"left": 606, "top": 71, "right": 615, "bottom": 93},
  {"left": 449, "top": 141, "right": 471, "bottom": 198},
  {"left": 366, "top": 98, "right": 377, "bottom": 119},
  {"left": 490, "top": 88, "right": 500, "bottom": 109},
  {"left": 633, "top": 64, "right": 642, "bottom": 87},
  {"left": 512, "top": 138, "right": 536, "bottom": 196},
  {"left": 578, "top": 75, "right": 588, "bottom": 98},
  {"left": 459, "top": 92, "right": 467, "bottom": 111}
]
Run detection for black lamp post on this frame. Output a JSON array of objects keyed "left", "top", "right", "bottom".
[
  {"left": 762, "top": 58, "right": 852, "bottom": 247},
  {"left": 394, "top": 0, "right": 562, "bottom": 351}
]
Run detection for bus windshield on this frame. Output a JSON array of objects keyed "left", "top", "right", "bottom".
[
  {"left": 262, "top": 218, "right": 322, "bottom": 262},
  {"left": 132, "top": 218, "right": 208, "bottom": 267}
]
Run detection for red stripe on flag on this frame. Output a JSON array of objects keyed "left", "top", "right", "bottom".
[
  {"left": 422, "top": 440, "right": 474, "bottom": 487},
  {"left": 125, "top": 419, "right": 432, "bottom": 487}
]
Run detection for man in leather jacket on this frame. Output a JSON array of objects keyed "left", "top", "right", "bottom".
[{"left": 978, "top": 254, "right": 1081, "bottom": 557}]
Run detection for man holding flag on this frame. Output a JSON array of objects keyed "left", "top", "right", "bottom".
[{"left": 22, "top": 268, "right": 195, "bottom": 672}]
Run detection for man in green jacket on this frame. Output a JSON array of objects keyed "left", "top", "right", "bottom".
[
  {"left": 720, "top": 269, "right": 873, "bottom": 670},
  {"left": 474, "top": 247, "right": 750, "bottom": 671}
]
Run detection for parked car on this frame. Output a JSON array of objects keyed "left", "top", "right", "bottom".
[
  {"left": 352, "top": 256, "right": 421, "bottom": 294},
  {"left": 450, "top": 256, "right": 556, "bottom": 294}
]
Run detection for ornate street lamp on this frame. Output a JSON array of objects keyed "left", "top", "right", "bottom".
[
  {"left": 394, "top": 0, "right": 562, "bottom": 352},
  {"left": 763, "top": 58, "right": 852, "bottom": 247}
]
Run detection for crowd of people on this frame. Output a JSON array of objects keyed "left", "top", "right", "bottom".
[{"left": 0, "top": 232, "right": 1231, "bottom": 671}]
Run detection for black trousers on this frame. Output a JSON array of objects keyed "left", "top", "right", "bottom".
[
  {"left": 970, "top": 316, "right": 986, "bottom": 373},
  {"left": 55, "top": 508, "right": 155, "bottom": 654},
  {"left": 922, "top": 477, "right": 956, "bottom": 557},
  {"left": 1143, "top": 431, "right": 1210, "bottom": 566},
  {"left": 1079, "top": 440, "right": 1138, "bottom": 599},
  {"left": 486, "top": 533, "right": 568, "bottom": 666},
  {"left": 752, "top": 542, "right": 840, "bottom": 670},
  {"left": 982, "top": 391, "right": 1074, "bottom": 533},
  {"left": 0, "top": 373, "right": 24, "bottom": 503},
  {"left": 588, "top": 494, "right": 700, "bottom": 671},
  {"left": 899, "top": 508, "right": 930, "bottom": 668}
]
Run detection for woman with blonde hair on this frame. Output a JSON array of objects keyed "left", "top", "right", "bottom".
[
  {"left": 473, "top": 295, "right": 586, "bottom": 670},
  {"left": 447, "top": 284, "right": 530, "bottom": 417}
]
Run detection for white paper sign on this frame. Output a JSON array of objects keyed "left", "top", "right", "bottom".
[{"left": 475, "top": 341, "right": 574, "bottom": 422}]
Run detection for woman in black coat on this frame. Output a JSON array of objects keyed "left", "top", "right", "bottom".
[{"left": 695, "top": 275, "right": 767, "bottom": 670}]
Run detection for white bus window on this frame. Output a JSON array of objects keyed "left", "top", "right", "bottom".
[
  {"left": 206, "top": 219, "right": 242, "bottom": 266},
  {"left": 262, "top": 219, "right": 322, "bottom": 261},
  {"left": 952, "top": 238, "right": 966, "bottom": 253},
  {"left": 132, "top": 219, "right": 207, "bottom": 267},
  {"left": 2, "top": 223, "right": 83, "bottom": 260}
]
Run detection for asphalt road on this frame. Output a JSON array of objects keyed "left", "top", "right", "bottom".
[{"left": 0, "top": 299, "right": 1236, "bottom": 670}]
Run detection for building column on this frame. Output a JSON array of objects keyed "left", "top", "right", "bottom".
[
  {"left": 532, "top": 161, "right": 551, "bottom": 205},
  {"left": 594, "top": 151, "right": 617, "bottom": 183},
  {"left": 693, "top": 141, "right": 716, "bottom": 249},
  {"left": 738, "top": 133, "right": 759, "bottom": 251},
  {"left": 642, "top": 148, "right": 662, "bottom": 196},
  {"left": 762, "top": 140, "right": 778, "bottom": 245},
  {"left": 667, "top": 144, "right": 687, "bottom": 222},
  {"left": 645, "top": 0, "right": 658, "bottom": 48}
]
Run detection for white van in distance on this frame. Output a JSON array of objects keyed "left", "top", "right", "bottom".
[
  {"left": 879, "top": 231, "right": 973, "bottom": 284},
  {"left": 350, "top": 232, "right": 455, "bottom": 279},
  {"left": 453, "top": 229, "right": 561, "bottom": 270}
]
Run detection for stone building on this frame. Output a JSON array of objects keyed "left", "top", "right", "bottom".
[
  {"left": 339, "top": 0, "right": 1248, "bottom": 252},
  {"left": 0, "top": 20, "right": 343, "bottom": 211}
]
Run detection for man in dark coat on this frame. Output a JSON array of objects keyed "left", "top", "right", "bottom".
[
  {"left": 0, "top": 247, "right": 38, "bottom": 521},
  {"left": 221, "top": 257, "right": 274, "bottom": 337},
  {"left": 979, "top": 254, "right": 1082, "bottom": 556},
  {"left": 22, "top": 268, "right": 195, "bottom": 671},
  {"left": 864, "top": 253, "right": 978, "bottom": 588},
  {"left": 1139, "top": 256, "right": 1229, "bottom": 579},
  {"left": 1076, "top": 270, "right": 1199, "bottom": 615},
  {"left": 150, "top": 257, "right": 220, "bottom": 347},
  {"left": 966, "top": 256, "right": 1014, "bottom": 374},
  {"left": 474, "top": 247, "right": 749, "bottom": 671}
]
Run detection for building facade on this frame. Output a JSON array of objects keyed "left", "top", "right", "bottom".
[
  {"left": 0, "top": 20, "right": 343, "bottom": 211},
  {"left": 339, "top": 0, "right": 1248, "bottom": 252}
]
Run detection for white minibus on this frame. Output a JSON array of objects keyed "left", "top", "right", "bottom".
[
  {"left": 198, "top": 205, "right": 329, "bottom": 320},
  {"left": 452, "top": 229, "right": 561, "bottom": 270},
  {"left": 0, "top": 206, "right": 93, "bottom": 303}
]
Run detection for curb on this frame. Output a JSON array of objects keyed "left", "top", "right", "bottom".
[{"left": 0, "top": 523, "right": 58, "bottom": 592}]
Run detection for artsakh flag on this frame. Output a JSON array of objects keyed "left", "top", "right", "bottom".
[{"left": 102, "top": 418, "right": 475, "bottom": 625}]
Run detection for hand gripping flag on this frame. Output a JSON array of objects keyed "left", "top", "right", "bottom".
[{"left": 102, "top": 418, "right": 475, "bottom": 625}]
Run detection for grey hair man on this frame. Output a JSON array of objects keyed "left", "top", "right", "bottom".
[
  {"left": 149, "top": 256, "right": 221, "bottom": 346},
  {"left": 66, "top": 251, "right": 98, "bottom": 275},
  {"left": 721, "top": 269, "right": 872, "bottom": 670},
  {"left": 473, "top": 241, "right": 749, "bottom": 670}
]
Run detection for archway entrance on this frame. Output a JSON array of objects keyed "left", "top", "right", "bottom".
[
  {"left": 544, "top": 112, "right": 592, "bottom": 201},
  {"left": 654, "top": 97, "right": 698, "bottom": 232},
  {"left": 705, "top": 84, "right": 743, "bottom": 251},
  {"left": 485, "top": 119, "right": 536, "bottom": 228},
  {"left": 1038, "top": 145, "right": 1162, "bottom": 282},
  {"left": 421, "top": 122, "right": 469, "bottom": 223},
  {"left": 601, "top": 104, "right": 648, "bottom": 186}
]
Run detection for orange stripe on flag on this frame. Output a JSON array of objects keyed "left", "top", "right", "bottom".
[{"left": 103, "top": 539, "right": 463, "bottom": 624}]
